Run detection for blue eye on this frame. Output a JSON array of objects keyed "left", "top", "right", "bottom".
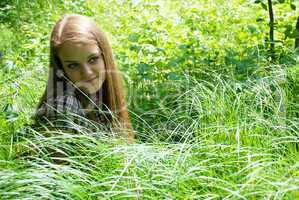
[{"left": 67, "top": 63, "right": 80, "bottom": 69}]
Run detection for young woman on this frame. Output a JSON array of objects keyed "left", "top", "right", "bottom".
[{"left": 34, "top": 14, "right": 134, "bottom": 143}]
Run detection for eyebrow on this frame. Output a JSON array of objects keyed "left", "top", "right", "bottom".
[{"left": 63, "top": 53, "right": 101, "bottom": 63}]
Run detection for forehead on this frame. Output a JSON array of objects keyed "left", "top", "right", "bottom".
[{"left": 58, "top": 41, "right": 100, "bottom": 61}]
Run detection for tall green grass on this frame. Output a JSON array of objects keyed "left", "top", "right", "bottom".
[{"left": 0, "top": 68, "right": 298, "bottom": 199}]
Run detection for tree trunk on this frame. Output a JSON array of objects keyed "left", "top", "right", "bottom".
[
  {"left": 295, "top": 16, "right": 299, "bottom": 48},
  {"left": 268, "top": 0, "right": 275, "bottom": 61}
]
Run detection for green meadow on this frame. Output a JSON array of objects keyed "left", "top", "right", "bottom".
[{"left": 0, "top": 0, "right": 298, "bottom": 199}]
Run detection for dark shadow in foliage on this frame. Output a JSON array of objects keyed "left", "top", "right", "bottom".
[{"left": 224, "top": 47, "right": 259, "bottom": 81}]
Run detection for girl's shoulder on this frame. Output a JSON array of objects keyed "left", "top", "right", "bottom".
[
  {"left": 36, "top": 95, "right": 85, "bottom": 118},
  {"left": 33, "top": 95, "right": 88, "bottom": 131}
]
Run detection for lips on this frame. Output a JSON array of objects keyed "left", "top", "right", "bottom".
[{"left": 84, "top": 77, "right": 97, "bottom": 83}]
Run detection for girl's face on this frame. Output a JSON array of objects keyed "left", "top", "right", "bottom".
[{"left": 58, "top": 41, "right": 106, "bottom": 94}]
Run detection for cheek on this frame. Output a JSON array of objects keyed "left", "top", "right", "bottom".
[
  {"left": 64, "top": 69, "right": 81, "bottom": 83},
  {"left": 100, "top": 68, "right": 106, "bottom": 80},
  {"left": 95, "top": 63, "right": 106, "bottom": 79}
]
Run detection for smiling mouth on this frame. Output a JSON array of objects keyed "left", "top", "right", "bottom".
[{"left": 85, "top": 77, "right": 98, "bottom": 83}]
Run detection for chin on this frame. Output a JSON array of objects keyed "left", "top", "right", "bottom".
[
  {"left": 77, "top": 79, "right": 103, "bottom": 95},
  {"left": 82, "top": 84, "right": 101, "bottom": 94}
]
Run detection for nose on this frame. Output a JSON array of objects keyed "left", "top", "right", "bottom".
[{"left": 81, "top": 63, "right": 93, "bottom": 78}]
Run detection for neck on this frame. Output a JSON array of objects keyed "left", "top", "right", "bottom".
[
  {"left": 77, "top": 89, "right": 103, "bottom": 111},
  {"left": 79, "top": 93, "right": 96, "bottom": 109}
]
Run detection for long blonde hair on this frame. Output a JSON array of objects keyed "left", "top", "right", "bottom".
[{"left": 36, "top": 14, "right": 134, "bottom": 142}]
